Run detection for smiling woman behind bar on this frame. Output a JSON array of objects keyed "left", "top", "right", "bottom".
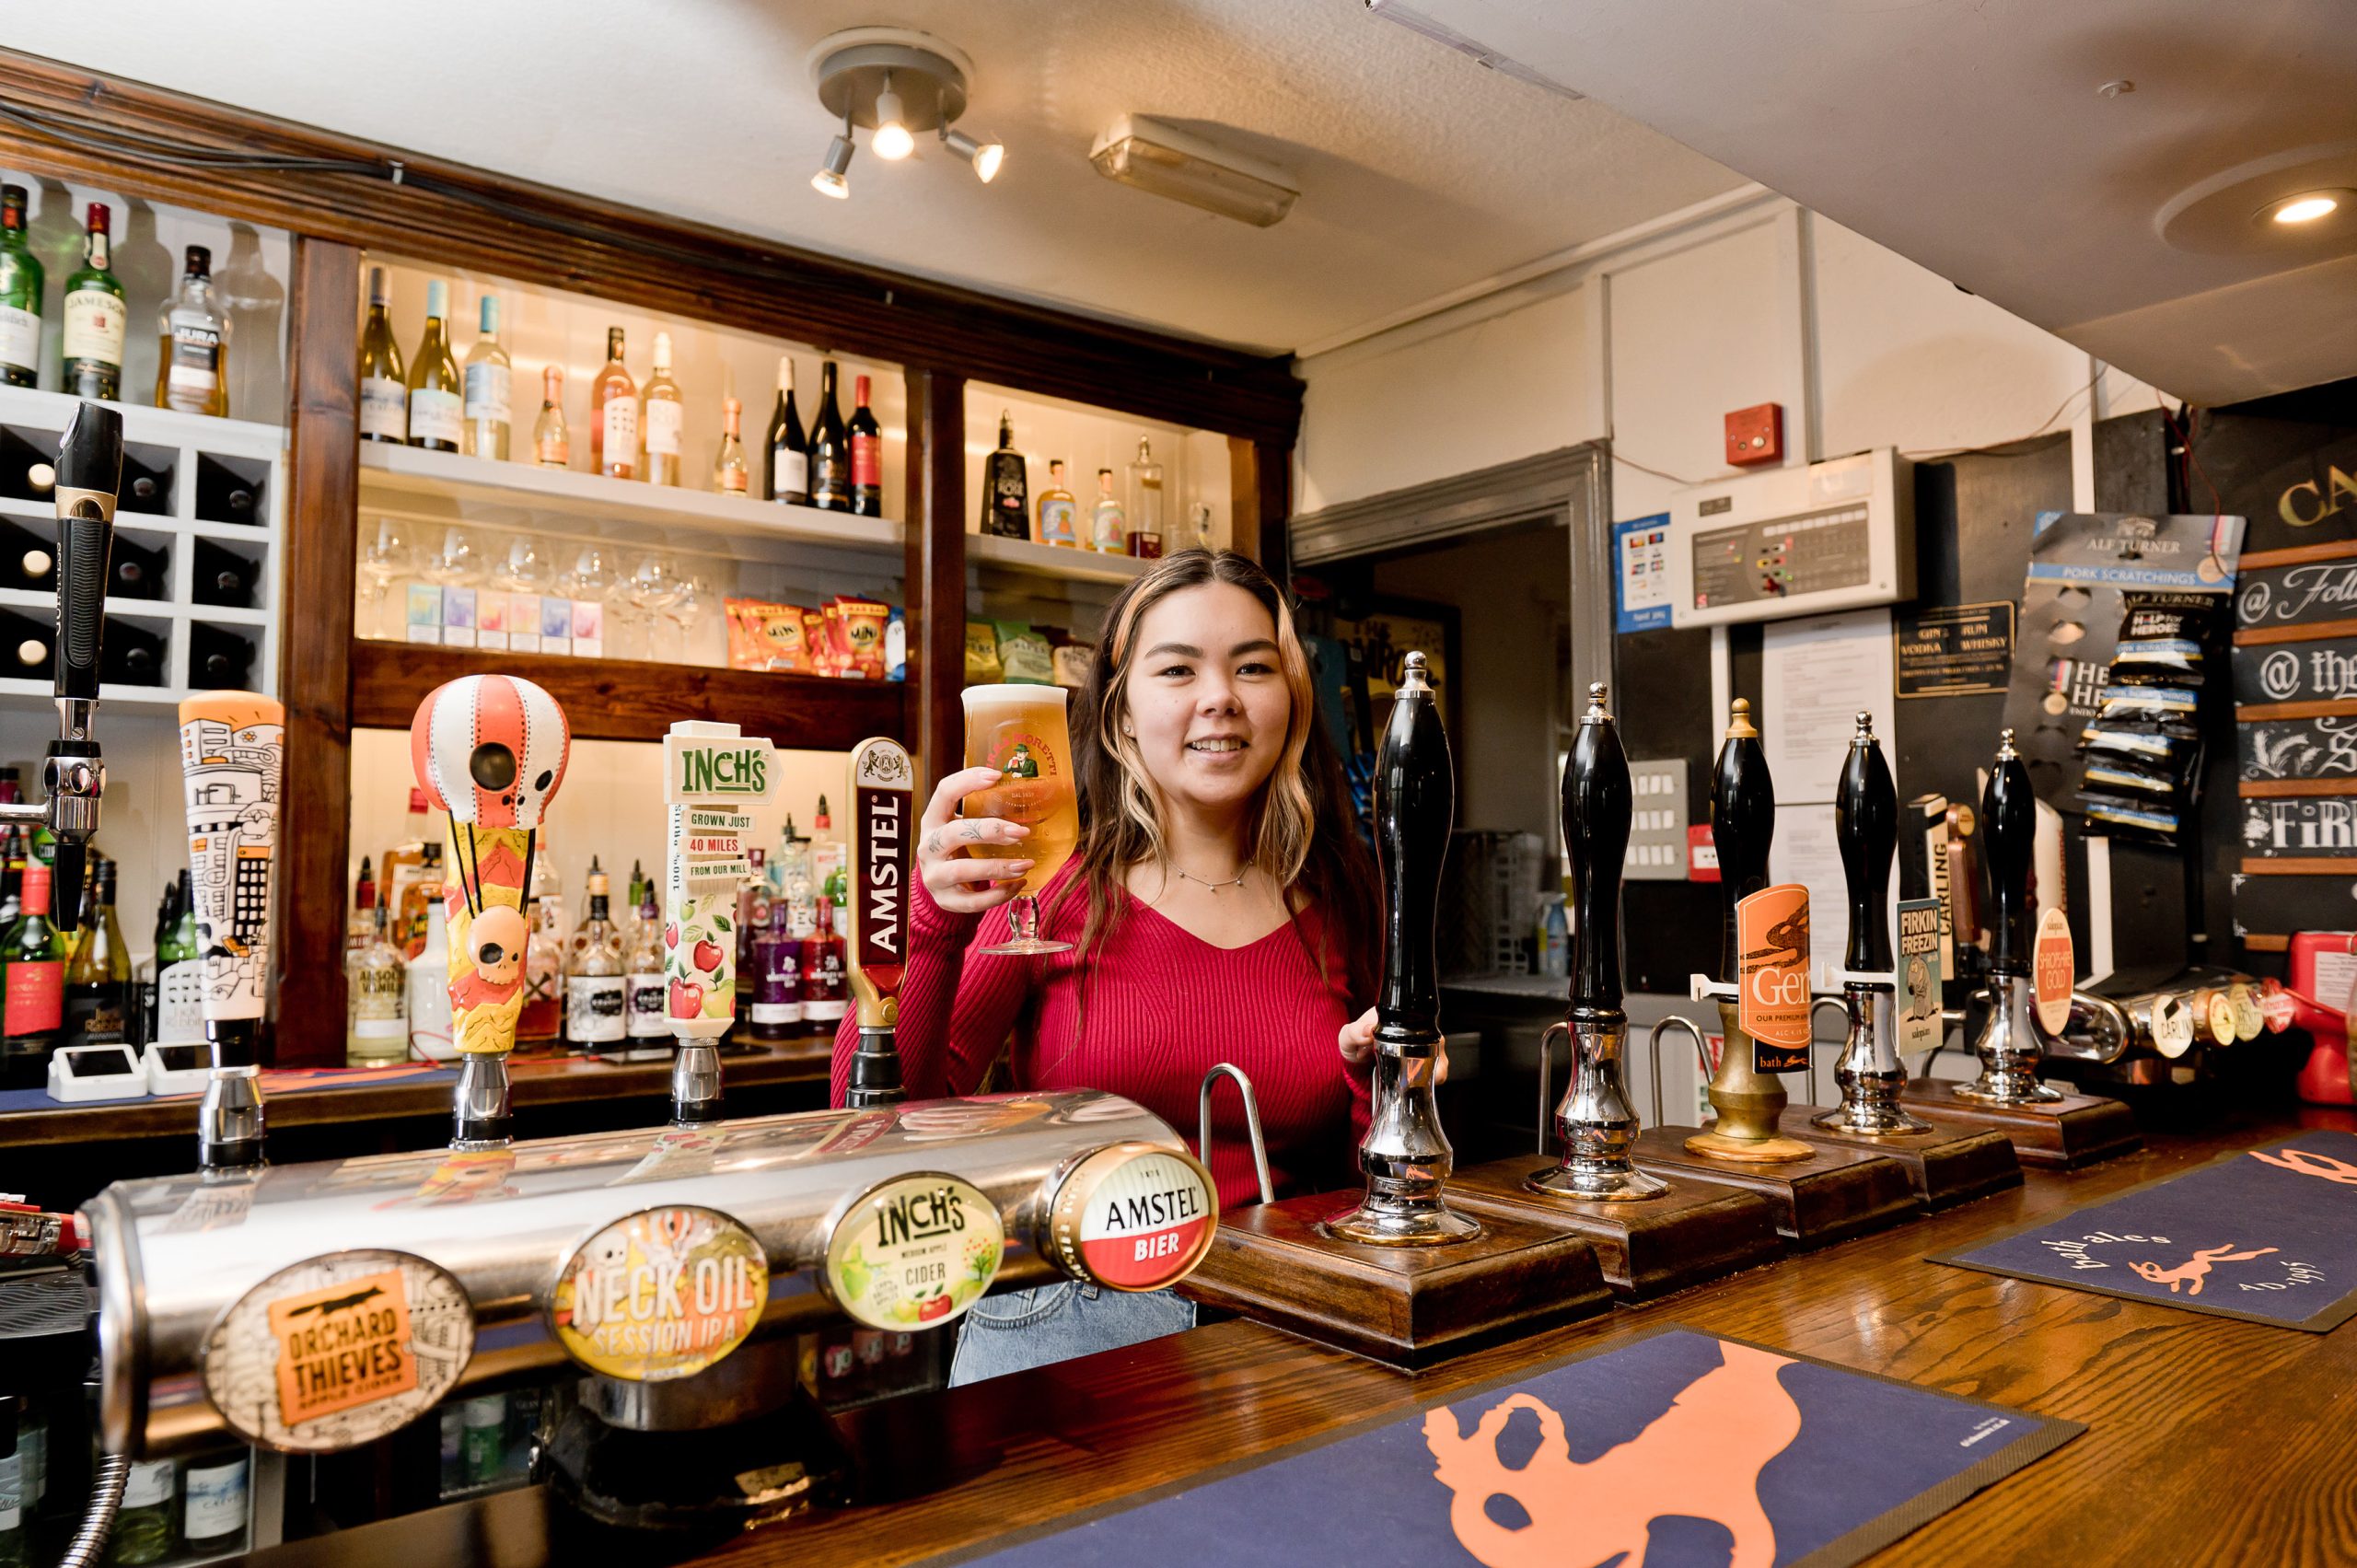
[{"left": 830, "top": 548, "right": 1384, "bottom": 1383}]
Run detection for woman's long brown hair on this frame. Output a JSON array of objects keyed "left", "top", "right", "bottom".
[{"left": 1057, "top": 549, "right": 1379, "bottom": 1006}]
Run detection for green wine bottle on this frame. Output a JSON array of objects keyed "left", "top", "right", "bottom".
[
  {"left": 0, "top": 186, "right": 42, "bottom": 389},
  {"left": 405, "top": 279, "right": 461, "bottom": 453},
  {"left": 62, "top": 203, "right": 125, "bottom": 402}
]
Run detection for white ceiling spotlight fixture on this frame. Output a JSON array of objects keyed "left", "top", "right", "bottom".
[
  {"left": 2267, "top": 191, "right": 2343, "bottom": 226},
  {"left": 807, "top": 28, "right": 1001, "bottom": 196},
  {"left": 1089, "top": 114, "right": 1300, "bottom": 227}
]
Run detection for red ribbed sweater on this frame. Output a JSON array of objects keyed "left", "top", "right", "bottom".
[{"left": 830, "top": 865, "right": 1371, "bottom": 1209}]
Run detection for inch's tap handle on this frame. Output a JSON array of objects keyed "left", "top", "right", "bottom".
[
  {"left": 1375, "top": 651, "right": 1449, "bottom": 1044},
  {"left": 1710, "top": 699, "right": 1774, "bottom": 985},
  {"left": 52, "top": 401, "right": 120, "bottom": 706},
  {"left": 1835, "top": 713, "right": 1897, "bottom": 975},
  {"left": 1564, "top": 681, "right": 1629, "bottom": 1014},
  {"left": 1980, "top": 728, "right": 2035, "bottom": 979}
]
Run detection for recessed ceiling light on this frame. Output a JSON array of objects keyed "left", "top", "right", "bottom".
[{"left": 2270, "top": 192, "right": 2340, "bottom": 225}]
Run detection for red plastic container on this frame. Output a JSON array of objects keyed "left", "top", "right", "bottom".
[{"left": 2289, "top": 932, "right": 2354, "bottom": 1106}]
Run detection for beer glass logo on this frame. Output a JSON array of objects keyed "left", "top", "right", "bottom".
[{"left": 987, "top": 732, "right": 1059, "bottom": 778}]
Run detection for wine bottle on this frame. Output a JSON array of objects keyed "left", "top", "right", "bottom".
[
  {"left": 153, "top": 246, "right": 229, "bottom": 418},
  {"left": 848, "top": 374, "right": 882, "bottom": 517},
  {"left": 808, "top": 360, "right": 851, "bottom": 511},
  {"left": 1, "top": 862, "right": 64, "bottom": 1089},
  {"left": 357, "top": 266, "right": 407, "bottom": 444},
  {"left": 714, "top": 397, "right": 749, "bottom": 494},
  {"left": 110, "top": 532, "right": 169, "bottom": 601},
  {"left": 188, "top": 624, "right": 256, "bottom": 690},
  {"left": 981, "top": 412, "right": 1028, "bottom": 538},
  {"left": 763, "top": 355, "right": 809, "bottom": 505},
  {"left": 63, "top": 855, "right": 127, "bottom": 1050},
  {"left": 591, "top": 328, "right": 636, "bottom": 481},
  {"left": 103, "top": 617, "right": 166, "bottom": 688},
  {"left": 0, "top": 609, "right": 51, "bottom": 678},
  {"left": 461, "top": 296, "right": 512, "bottom": 459},
  {"left": 62, "top": 203, "right": 125, "bottom": 403},
  {"left": 0, "top": 519, "right": 53, "bottom": 594},
  {"left": 641, "top": 331, "right": 682, "bottom": 486},
  {"left": 405, "top": 280, "right": 462, "bottom": 452},
  {"left": 192, "top": 537, "right": 253, "bottom": 608},
  {"left": 0, "top": 185, "right": 44, "bottom": 389},
  {"left": 532, "top": 366, "right": 570, "bottom": 468},
  {"left": 154, "top": 870, "right": 200, "bottom": 1047}
]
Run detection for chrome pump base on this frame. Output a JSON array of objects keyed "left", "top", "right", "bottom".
[
  {"left": 1812, "top": 986, "right": 1933, "bottom": 1135},
  {"left": 1527, "top": 1017, "right": 1667, "bottom": 1202},
  {"left": 1953, "top": 976, "right": 2065, "bottom": 1106}
]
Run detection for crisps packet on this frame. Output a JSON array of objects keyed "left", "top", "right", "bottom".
[
  {"left": 996, "top": 620, "right": 1054, "bottom": 684},
  {"left": 831, "top": 596, "right": 889, "bottom": 679},
  {"left": 966, "top": 621, "right": 1003, "bottom": 685}
]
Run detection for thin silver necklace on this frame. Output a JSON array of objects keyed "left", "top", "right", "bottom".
[{"left": 1173, "top": 863, "right": 1251, "bottom": 894}]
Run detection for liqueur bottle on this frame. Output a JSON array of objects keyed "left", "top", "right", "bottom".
[
  {"left": 153, "top": 247, "right": 228, "bottom": 417},
  {"left": 764, "top": 354, "right": 809, "bottom": 504},
  {"left": 62, "top": 203, "right": 125, "bottom": 402},
  {"left": 381, "top": 787, "right": 436, "bottom": 957},
  {"left": 532, "top": 366, "right": 570, "bottom": 468},
  {"left": 748, "top": 897, "right": 799, "bottom": 1040},
  {"left": 517, "top": 889, "right": 563, "bottom": 1045},
  {"left": 564, "top": 865, "right": 626, "bottom": 1057},
  {"left": 0, "top": 863, "right": 64, "bottom": 1088},
  {"left": 713, "top": 397, "right": 749, "bottom": 494},
  {"left": 0, "top": 185, "right": 42, "bottom": 389},
  {"left": 807, "top": 360, "right": 851, "bottom": 510},
  {"left": 404, "top": 280, "right": 462, "bottom": 453},
  {"left": 1126, "top": 436, "right": 1165, "bottom": 559},
  {"left": 800, "top": 896, "right": 848, "bottom": 1030},
  {"left": 345, "top": 902, "right": 408, "bottom": 1067},
  {"left": 622, "top": 882, "right": 668, "bottom": 1054},
  {"left": 62, "top": 856, "right": 127, "bottom": 1050},
  {"left": 461, "top": 295, "right": 512, "bottom": 459},
  {"left": 1088, "top": 466, "right": 1127, "bottom": 553},
  {"left": 735, "top": 846, "right": 771, "bottom": 1022},
  {"left": 406, "top": 891, "right": 453, "bottom": 1061},
  {"left": 981, "top": 412, "right": 1028, "bottom": 538},
  {"left": 357, "top": 265, "right": 407, "bottom": 443},
  {"left": 848, "top": 373, "right": 882, "bottom": 516},
  {"left": 640, "top": 331, "right": 682, "bottom": 486},
  {"left": 591, "top": 327, "right": 637, "bottom": 480},
  {"left": 1035, "top": 459, "right": 1077, "bottom": 546}
]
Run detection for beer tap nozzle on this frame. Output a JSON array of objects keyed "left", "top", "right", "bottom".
[
  {"left": 1812, "top": 713, "right": 1931, "bottom": 1136},
  {"left": 1528, "top": 682, "right": 1666, "bottom": 1201},
  {"left": 1956, "top": 729, "right": 2063, "bottom": 1104},
  {"left": 1327, "top": 652, "right": 1480, "bottom": 1246}
]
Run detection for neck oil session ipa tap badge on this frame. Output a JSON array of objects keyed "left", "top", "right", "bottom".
[{"left": 549, "top": 1205, "right": 768, "bottom": 1381}]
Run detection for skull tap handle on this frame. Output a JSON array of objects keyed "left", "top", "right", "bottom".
[
  {"left": 1527, "top": 682, "right": 1666, "bottom": 1201},
  {"left": 1326, "top": 650, "right": 1480, "bottom": 1245},
  {"left": 178, "top": 692, "right": 284, "bottom": 1170}
]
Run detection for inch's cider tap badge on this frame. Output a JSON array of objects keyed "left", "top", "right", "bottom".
[
  {"left": 826, "top": 1173, "right": 1004, "bottom": 1330},
  {"left": 550, "top": 1205, "right": 769, "bottom": 1381},
  {"left": 662, "top": 722, "right": 777, "bottom": 1035},
  {"left": 1736, "top": 883, "right": 1812, "bottom": 1073}
]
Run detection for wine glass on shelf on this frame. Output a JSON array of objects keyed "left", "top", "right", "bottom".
[
  {"left": 627, "top": 552, "right": 684, "bottom": 663},
  {"left": 665, "top": 565, "right": 720, "bottom": 668},
  {"left": 356, "top": 516, "right": 410, "bottom": 639},
  {"left": 491, "top": 532, "right": 553, "bottom": 596},
  {"left": 418, "top": 526, "right": 480, "bottom": 589},
  {"left": 565, "top": 542, "right": 621, "bottom": 657}
]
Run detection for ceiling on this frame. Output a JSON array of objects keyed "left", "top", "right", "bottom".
[
  {"left": 6, "top": 0, "right": 1747, "bottom": 355},
  {"left": 1412, "top": 0, "right": 2357, "bottom": 405}
]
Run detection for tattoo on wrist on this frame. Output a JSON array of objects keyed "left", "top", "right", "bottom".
[{"left": 923, "top": 832, "right": 941, "bottom": 856}]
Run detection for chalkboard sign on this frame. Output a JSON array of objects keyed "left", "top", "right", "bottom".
[
  {"left": 2237, "top": 558, "right": 2357, "bottom": 634},
  {"left": 2235, "top": 637, "right": 2357, "bottom": 706},
  {"left": 2243, "top": 796, "right": 2357, "bottom": 856},
  {"left": 2235, "top": 866, "right": 2357, "bottom": 938},
  {"left": 2239, "top": 714, "right": 2357, "bottom": 782}
]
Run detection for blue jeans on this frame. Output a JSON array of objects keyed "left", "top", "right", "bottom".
[{"left": 949, "top": 1283, "right": 1198, "bottom": 1387}]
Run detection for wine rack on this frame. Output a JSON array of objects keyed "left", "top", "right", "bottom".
[{"left": 0, "top": 384, "right": 283, "bottom": 709}]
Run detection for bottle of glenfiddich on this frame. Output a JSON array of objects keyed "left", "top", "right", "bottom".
[
  {"left": 0, "top": 184, "right": 45, "bottom": 388},
  {"left": 981, "top": 412, "right": 1028, "bottom": 538}
]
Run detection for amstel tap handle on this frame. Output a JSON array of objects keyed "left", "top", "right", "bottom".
[
  {"left": 1686, "top": 699, "right": 1813, "bottom": 1162},
  {"left": 843, "top": 738, "right": 913, "bottom": 1108},
  {"left": 1530, "top": 682, "right": 1666, "bottom": 1200},
  {"left": 1813, "top": 714, "right": 1930, "bottom": 1136},
  {"left": 178, "top": 692, "right": 284, "bottom": 1170},
  {"left": 1329, "top": 651, "right": 1480, "bottom": 1245},
  {"left": 1957, "top": 729, "right": 2063, "bottom": 1104},
  {"left": 45, "top": 401, "right": 122, "bottom": 927},
  {"left": 412, "top": 676, "right": 571, "bottom": 1145},
  {"left": 660, "top": 721, "right": 775, "bottom": 1122}
]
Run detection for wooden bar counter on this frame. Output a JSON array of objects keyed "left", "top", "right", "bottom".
[{"left": 240, "top": 1105, "right": 2356, "bottom": 1568}]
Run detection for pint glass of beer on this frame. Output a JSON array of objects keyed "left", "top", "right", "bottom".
[{"left": 961, "top": 683, "right": 1081, "bottom": 956}]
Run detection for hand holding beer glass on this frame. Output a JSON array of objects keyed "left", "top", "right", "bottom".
[{"left": 954, "top": 684, "right": 1080, "bottom": 956}]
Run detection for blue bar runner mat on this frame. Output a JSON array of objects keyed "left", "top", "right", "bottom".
[
  {"left": 920, "top": 1325, "right": 2079, "bottom": 1568},
  {"left": 1936, "top": 1129, "right": 2357, "bottom": 1332}
]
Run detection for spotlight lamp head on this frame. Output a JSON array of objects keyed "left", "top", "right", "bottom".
[
  {"left": 942, "top": 125, "right": 1005, "bottom": 183},
  {"left": 872, "top": 73, "right": 915, "bottom": 161},
  {"left": 813, "top": 124, "right": 855, "bottom": 199}
]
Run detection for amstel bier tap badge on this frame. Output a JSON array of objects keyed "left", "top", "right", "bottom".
[
  {"left": 550, "top": 1206, "right": 768, "bottom": 1381},
  {"left": 202, "top": 1249, "right": 474, "bottom": 1452},
  {"left": 1047, "top": 1144, "right": 1217, "bottom": 1292},
  {"left": 825, "top": 1173, "right": 1004, "bottom": 1330},
  {"left": 1736, "top": 883, "right": 1811, "bottom": 1073}
]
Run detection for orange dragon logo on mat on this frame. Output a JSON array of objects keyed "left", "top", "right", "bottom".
[
  {"left": 1423, "top": 1342, "right": 1803, "bottom": 1567},
  {"left": 2249, "top": 1148, "right": 2357, "bottom": 1186},
  {"left": 2125, "top": 1243, "right": 2281, "bottom": 1295}
]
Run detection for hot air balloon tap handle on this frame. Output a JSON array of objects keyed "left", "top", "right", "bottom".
[
  {"left": 661, "top": 721, "right": 778, "bottom": 1124},
  {"left": 412, "top": 676, "right": 573, "bottom": 1147}
]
